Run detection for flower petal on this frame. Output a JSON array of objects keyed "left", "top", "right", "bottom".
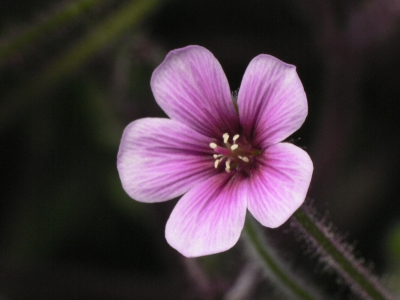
[
  {"left": 117, "top": 118, "right": 217, "bottom": 203},
  {"left": 246, "top": 143, "right": 313, "bottom": 228},
  {"left": 238, "top": 55, "right": 308, "bottom": 148},
  {"left": 151, "top": 45, "right": 240, "bottom": 138},
  {"left": 165, "top": 174, "right": 247, "bottom": 257}
]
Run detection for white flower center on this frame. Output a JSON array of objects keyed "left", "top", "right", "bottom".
[{"left": 209, "top": 133, "right": 260, "bottom": 173}]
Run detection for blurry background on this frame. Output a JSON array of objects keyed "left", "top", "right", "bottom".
[{"left": 1, "top": 0, "right": 400, "bottom": 299}]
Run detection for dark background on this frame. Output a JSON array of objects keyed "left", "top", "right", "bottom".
[{"left": 1, "top": 0, "right": 400, "bottom": 299}]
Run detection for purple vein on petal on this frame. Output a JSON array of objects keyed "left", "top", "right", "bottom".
[
  {"left": 166, "top": 173, "right": 247, "bottom": 257},
  {"left": 238, "top": 54, "right": 307, "bottom": 148},
  {"left": 246, "top": 143, "right": 313, "bottom": 228},
  {"left": 117, "top": 118, "right": 218, "bottom": 203},
  {"left": 151, "top": 45, "right": 240, "bottom": 138}
]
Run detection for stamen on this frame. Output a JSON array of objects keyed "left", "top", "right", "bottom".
[
  {"left": 214, "top": 158, "right": 222, "bottom": 168},
  {"left": 225, "top": 158, "right": 231, "bottom": 172},
  {"left": 241, "top": 156, "right": 250, "bottom": 162},
  {"left": 223, "top": 133, "right": 229, "bottom": 144},
  {"left": 210, "top": 132, "right": 258, "bottom": 173}
]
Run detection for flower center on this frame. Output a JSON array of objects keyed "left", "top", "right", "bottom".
[{"left": 209, "top": 133, "right": 261, "bottom": 174}]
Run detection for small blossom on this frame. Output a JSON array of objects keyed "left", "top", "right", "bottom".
[{"left": 117, "top": 46, "right": 313, "bottom": 257}]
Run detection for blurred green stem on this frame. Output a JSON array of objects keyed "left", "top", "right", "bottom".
[
  {"left": 243, "top": 216, "right": 321, "bottom": 300},
  {"left": 36, "top": 0, "right": 160, "bottom": 86},
  {"left": 293, "top": 206, "right": 395, "bottom": 300},
  {"left": 0, "top": 0, "right": 105, "bottom": 62},
  {"left": 1, "top": 0, "right": 160, "bottom": 130}
]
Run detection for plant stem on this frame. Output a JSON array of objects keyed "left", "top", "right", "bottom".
[
  {"left": 243, "top": 216, "right": 322, "bottom": 300},
  {"left": 0, "top": 0, "right": 106, "bottom": 63},
  {"left": 1, "top": 0, "right": 161, "bottom": 130},
  {"left": 293, "top": 206, "right": 395, "bottom": 300}
]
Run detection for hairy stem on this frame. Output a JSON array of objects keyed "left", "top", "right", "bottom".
[
  {"left": 293, "top": 205, "right": 395, "bottom": 300},
  {"left": 243, "top": 216, "right": 322, "bottom": 300}
]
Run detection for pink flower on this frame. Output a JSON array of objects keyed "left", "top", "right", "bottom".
[{"left": 117, "top": 46, "right": 313, "bottom": 257}]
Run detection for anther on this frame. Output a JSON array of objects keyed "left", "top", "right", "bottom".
[
  {"left": 225, "top": 159, "right": 231, "bottom": 172},
  {"left": 214, "top": 158, "right": 222, "bottom": 169},
  {"left": 241, "top": 156, "right": 250, "bottom": 162},
  {"left": 210, "top": 132, "right": 258, "bottom": 173},
  {"left": 238, "top": 155, "right": 249, "bottom": 162},
  {"left": 223, "top": 133, "right": 229, "bottom": 144}
]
